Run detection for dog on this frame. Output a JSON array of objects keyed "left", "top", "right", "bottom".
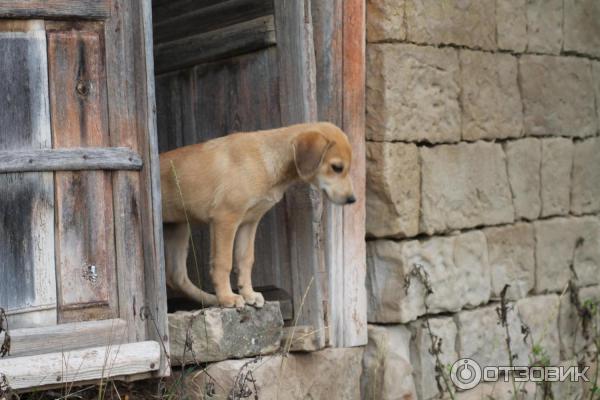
[{"left": 160, "top": 122, "right": 355, "bottom": 308}]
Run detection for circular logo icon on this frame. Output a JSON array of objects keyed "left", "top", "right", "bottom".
[{"left": 450, "top": 358, "right": 482, "bottom": 390}]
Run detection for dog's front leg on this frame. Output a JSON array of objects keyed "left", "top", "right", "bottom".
[
  {"left": 210, "top": 218, "right": 245, "bottom": 308},
  {"left": 235, "top": 220, "right": 265, "bottom": 308}
]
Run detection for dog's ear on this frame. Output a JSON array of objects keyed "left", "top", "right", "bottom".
[{"left": 293, "top": 131, "right": 332, "bottom": 180}]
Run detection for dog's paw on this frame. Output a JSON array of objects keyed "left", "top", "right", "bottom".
[
  {"left": 218, "top": 293, "right": 246, "bottom": 309},
  {"left": 241, "top": 291, "right": 265, "bottom": 308}
]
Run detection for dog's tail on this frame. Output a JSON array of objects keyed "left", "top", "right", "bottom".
[{"left": 197, "top": 291, "right": 219, "bottom": 306}]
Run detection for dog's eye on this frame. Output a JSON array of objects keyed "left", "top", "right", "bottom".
[{"left": 331, "top": 164, "right": 343, "bottom": 174}]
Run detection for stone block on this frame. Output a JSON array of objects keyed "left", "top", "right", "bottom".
[
  {"left": 366, "top": 142, "right": 420, "bottom": 238},
  {"left": 454, "top": 380, "right": 537, "bottom": 400},
  {"left": 404, "top": 0, "right": 496, "bottom": 50},
  {"left": 496, "top": 0, "right": 527, "bottom": 52},
  {"left": 409, "top": 317, "right": 457, "bottom": 400},
  {"left": 504, "top": 138, "right": 541, "bottom": 220},
  {"left": 520, "top": 55, "right": 596, "bottom": 138},
  {"left": 525, "top": 0, "right": 563, "bottom": 54},
  {"left": 572, "top": 137, "right": 600, "bottom": 215},
  {"left": 516, "top": 295, "right": 561, "bottom": 365},
  {"left": 361, "top": 324, "right": 417, "bottom": 400},
  {"left": 176, "top": 348, "right": 364, "bottom": 400},
  {"left": 559, "top": 285, "right": 600, "bottom": 360},
  {"left": 456, "top": 304, "right": 529, "bottom": 368},
  {"left": 420, "top": 142, "right": 514, "bottom": 234},
  {"left": 594, "top": 62, "right": 600, "bottom": 132},
  {"left": 366, "top": 44, "right": 461, "bottom": 143},
  {"left": 564, "top": 0, "right": 600, "bottom": 58},
  {"left": 540, "top": 138, "right": 574, "bottom": 217},
  {"left": 460, "top": 50, "right": 522, "bottom": 141},
  {"left": 366, "top": 231, "right": 490, "bottom": 323},
  {"left": 366, "top": 0, "right": 406, "bottom": 42},
  {"left": 280, "top": 326, "right": 321, "bottom": 353},
  {"left": 168, "top": 302, "right": 283, "bottom": 365},
  {"left": 484, "top": 223, "right": 535, "bottom": 300},
  {"left": 535, "top": 217, "right": 600, "bottom": 293},
  {"left": 544, "top": 359, "right": 586, "bottom": 400}
]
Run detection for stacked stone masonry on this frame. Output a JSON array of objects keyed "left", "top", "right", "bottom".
[{"left": 363, "top": 0, "right": 600, "bottom": 399}]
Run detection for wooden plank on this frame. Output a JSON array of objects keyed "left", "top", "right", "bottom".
[
  {"left": 47, "top": 27, "right": 118, "bottom": 323},
  {"left": 0, "top": 1, "right": 110, "bottom": 19},
  {"left": 1, "top": 319, "right": 127, "bottom": 358},
  {"left": 311, "top": 0, "right": 345, "bottom": 347},
  {"left": 0, "top": 341, "right": 160, "bottom": 390},
  {"left": 134, "top": 0, "right": 171, "bottom": 377},
  {"left": 153, "top": 0, "right": 231, "bottom": 24},
  {"left": 273, "top": 0, "right": 326, "bottom": 348},
  {"left": 0, "top": 148, "right": 143, "bottom": 172},
  {"left": 0, "top": 23, "right": 57, "bottom": 329},
  {"left": 104, "top": 0, "right": 147, "bottom": 345},
  {"left": 154, "top": 15, "right": 277, "bottom": 74},
  {"left": 340, "top": 0, "right": 367, "bottom": 347},
  {"left": 154, "top": 0, "right": 274, "bottom": 44}
]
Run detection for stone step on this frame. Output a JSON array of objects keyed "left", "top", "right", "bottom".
[{"left": 169, "top": 301, "right": 283, "bottom": 365}]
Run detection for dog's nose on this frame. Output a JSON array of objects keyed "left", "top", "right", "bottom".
[{"left": 346, "top": 195, "right": 356, "bottom": 204}]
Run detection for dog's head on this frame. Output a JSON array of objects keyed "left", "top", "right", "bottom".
[{"left": 292, "top": 123, "right": 355, "bottom": 205}]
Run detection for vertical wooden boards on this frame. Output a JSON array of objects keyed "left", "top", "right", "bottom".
[
  {"left": 135, "top": 0, "right": 171, "bottom": 376},
  {"left": 47, "top": 26, "right": 118, "bottom": 323},
  {"left": 311, "top": 0, "right": 345, "bottom": 347},
  {"left": 274, "top": 0, "right": 326, "bottom": 348},
  {"left": 340, "top": 0, "right": 367, "bottom": 346},
  {"left": 104, "top": 0, "right": 147, "bottom": 344},
  {"left": 190, "top": 49, "right": 290, "bottom": 296},
  {"left": 0, "top": 21, "right": 57, "bottom": 329}
]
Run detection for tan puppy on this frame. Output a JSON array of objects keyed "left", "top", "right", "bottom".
[{"left": 160, "top": 122, "right": 355, "bottom": 308}]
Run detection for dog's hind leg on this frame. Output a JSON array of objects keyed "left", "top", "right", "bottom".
[
  {"left": 164, "top": 223, "right": 218, "bottom": 306},
  {"left": 235, "top": 220, "right": 265, "bottom": 308}
]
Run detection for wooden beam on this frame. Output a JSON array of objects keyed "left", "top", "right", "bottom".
[
  {"left": 0, "top": 1, "right": 110, "bottom": 19},
  {"left": 154, "top": 15, "right": 276, "bottom": 74},
  {"left": 2, "top": 319, "right": 127, "bottom": 358},
  {"left": 0, "top": 341, "right": 160, "bottom": 390},
  {"left": 311, "top": 0, "right": 345, "bottom": 348},
  {"left": 0, "top": 148, "right": 143, "bottom": 173},
  {"left": 153, "top": 0, "right": 232, "bottom": 23},
  {"left": 274, "top": 0, "right": 326, "bottom": 349},
  {"left": 153, "top": 0, "right": 274, "bottom": 44},
  {"left": 340, "top": 0, "right": 367, "bottom": 347},
  {"left": 136, "top": 0, "right": 171, "bottom": 378}
]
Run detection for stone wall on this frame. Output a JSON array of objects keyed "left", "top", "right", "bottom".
[{"left": 363, "top": 1, "right": 600, "bottom": 399}]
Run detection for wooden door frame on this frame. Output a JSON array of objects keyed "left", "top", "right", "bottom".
[{"left": 277, "top": 0, "right": 367, "bottom": 348}]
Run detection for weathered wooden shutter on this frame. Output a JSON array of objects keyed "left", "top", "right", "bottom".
[{"left": 0, "top": 0, "right": 169, "bottom": 389}]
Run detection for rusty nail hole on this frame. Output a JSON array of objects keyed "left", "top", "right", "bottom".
[
  {"left": 83, "top": 154, "right": 89, "bottom": 160},
  {"left": 76, "top": 80, "right": 89, "bottom": 96},
  {"left": 28, "top": 159, "right": 33, "bottom": 163},
  {"left": 150, "top": 363, "right": 156, "bottom": 369},
  {"left": 56, "top": 376, "right": 62, "bottom": 382}
]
